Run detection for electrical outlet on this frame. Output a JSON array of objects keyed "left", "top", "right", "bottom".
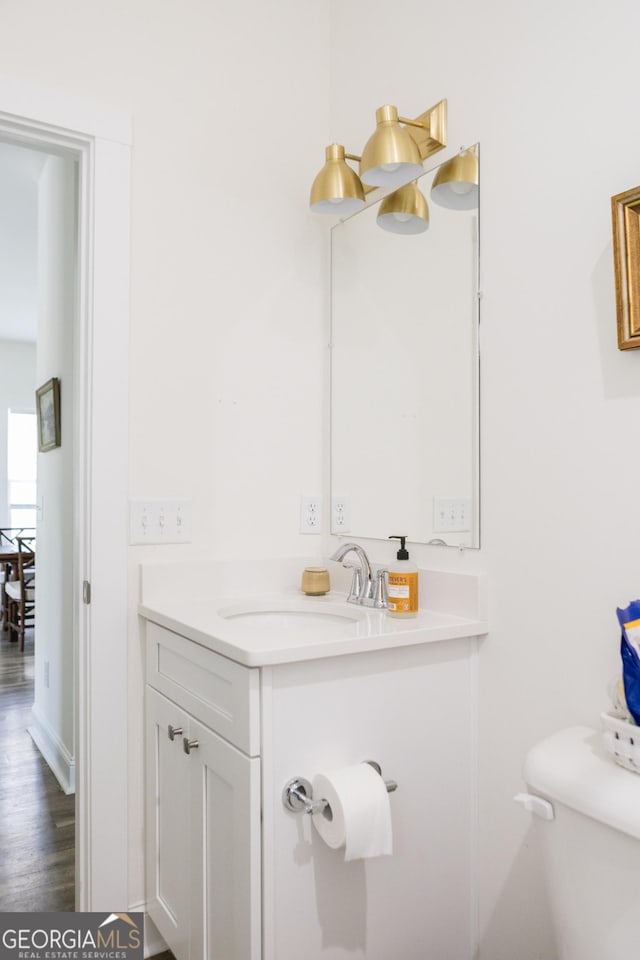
[
  {"left": 433, "top": 497, "right": 471, "bottom": 533},
  {"left": 300, "top": 496, "right": 322, "bottom": 534},
  {"left": 332, "top": 495, "right": 351, "bottom": 533},
  {"left": 130, "top": 499, "right": 193, "bottom": 544}
]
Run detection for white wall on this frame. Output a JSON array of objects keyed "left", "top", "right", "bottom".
[
  {"left": 0, "top": 0, "right": 330, "bottom": 911},
  {"left": 0, "top": 0, "right": 330, "bottom": 554},
  {"left": 0, "top": 144, "right": 39, "bottom": 341},
  {"left": 329, "top": 1, "right": 640, "bottom": 957},
  {"left": 0, "top": 340, "right": 36, "bottom": 523},
  {"left": 31, "top": 154, "right": 77, "bottom": 790}
]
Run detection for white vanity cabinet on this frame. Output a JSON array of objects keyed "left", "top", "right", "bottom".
[
  {"left": 145, "top": 622, "right": 262, "bottom": 960},
  {"left": 140, "top": 561, "right": 488, "bottom": 960},
  {"left": 144, "top": 623, "right": 480, "bottom": 960}
]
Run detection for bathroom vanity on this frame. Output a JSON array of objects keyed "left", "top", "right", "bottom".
[{"left": 140, "top": 558, "right": 487, "bottom": 960}]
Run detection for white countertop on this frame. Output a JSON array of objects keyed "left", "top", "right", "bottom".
[{"left": 139, "top": 578, "right": 488, "bottom": 668}]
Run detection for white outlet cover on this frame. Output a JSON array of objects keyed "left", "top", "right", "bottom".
[
  {"left": 300, "top": 496, "right": 322, "bottom": 534},
  {"left": 331, "top": 495, "right": 351, "bottom": 533}
]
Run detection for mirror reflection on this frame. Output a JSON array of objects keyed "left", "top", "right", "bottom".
[{"left": 330, "top": 146, "right": 480, "bottom": 547}]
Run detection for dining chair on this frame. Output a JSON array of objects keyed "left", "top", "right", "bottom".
[
  {"left": 0, "top": 560, "right": 6, "bottom": 629},
  {"left": 0, "top": 529, "right": 24, "bottom": 630},
  {"left": 0, "top": 527, "right": 36, "bottom": 627},
  {"left": 5, "top": 536, "right": 36, "bottom": 651}
]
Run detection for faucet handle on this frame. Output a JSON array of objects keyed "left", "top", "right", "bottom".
[
  {"left": 373, "top": 568, "right": 388, "bottom": 609},
  {"left": 343, "top": 563, "right": 364, "bottom": 604}
]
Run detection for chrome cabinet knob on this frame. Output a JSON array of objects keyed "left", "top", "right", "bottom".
[
  {"left": 183, "top": 737, "right": 199, "bottom": 754},
  {"left": 168, "top": 724, "right": 183, "bottom": 741}
]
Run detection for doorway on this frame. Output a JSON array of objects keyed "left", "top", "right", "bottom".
[
  {"left": 0, "top": 141, "right": 77, "bottom": 801},
  {"left": 0, "top": 77, "right": 131, "bottom": 909}
]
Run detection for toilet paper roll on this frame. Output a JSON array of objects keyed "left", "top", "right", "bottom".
[{"left": 311, "top": 763, "right": 392, "bottom": 861}]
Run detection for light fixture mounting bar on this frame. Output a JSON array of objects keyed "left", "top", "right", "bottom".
[{"left": 403, "top": 99, "right": 447, "bottom": 161}]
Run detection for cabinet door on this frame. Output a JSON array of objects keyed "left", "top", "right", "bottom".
[
  {"left": 189, "top": 718, "right": 262, "bottom": 960},
  {"left": 145, "top": 686, "right": 192, "bottom": 960}
]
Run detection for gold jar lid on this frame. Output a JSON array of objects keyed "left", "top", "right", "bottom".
[{"left": 301, "top": 566, "right": 330, "bottom": 596}]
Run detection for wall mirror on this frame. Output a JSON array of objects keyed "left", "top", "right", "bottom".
[{"left": 330, "top": 145, "right": 480, "bottom": 548}]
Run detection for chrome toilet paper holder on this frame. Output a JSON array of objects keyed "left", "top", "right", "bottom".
[{"left": 282, "top": 761, "right": 398, "bottom": 816}]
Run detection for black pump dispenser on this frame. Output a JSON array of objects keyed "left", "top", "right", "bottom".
[{"left": 389, "top": 535, "right": 409, "bottom": 560}]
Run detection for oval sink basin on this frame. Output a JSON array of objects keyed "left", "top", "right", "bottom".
[{"left": 218, "top": 602, "right": 362, "bottom": 628}]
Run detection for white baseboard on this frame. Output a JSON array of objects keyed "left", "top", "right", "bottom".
[{"left": 28, "top": 705, "right": 75, "bottom": 795}]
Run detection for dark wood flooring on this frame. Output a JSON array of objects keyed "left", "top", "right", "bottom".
[{"left": 0, "top": 628, "right": 76, "bottom": 911}]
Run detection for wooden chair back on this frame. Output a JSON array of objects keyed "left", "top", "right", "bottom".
[
  {"left": 6, "top": 536, "right": 36, "bottom": 650},
  {"left": 0, "top": 527, "right": 36, "bottom": 547}
]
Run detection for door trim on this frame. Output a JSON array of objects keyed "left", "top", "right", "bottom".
[{"left": 0, "top": 75, "right": 132, "bottom": 910}]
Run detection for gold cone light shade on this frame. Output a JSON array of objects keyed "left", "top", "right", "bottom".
[
  {"left": 360, "top": 105, "right": 424, "bottom": 188},
  {"left": 309, "top": 143, "right": 365, "bottom": 215},
  {"left": 431, "top": 146, "right": 479, "bottom": 210},
  {"left": 377, "top": 181, "right": 429, "bottom": 235}
]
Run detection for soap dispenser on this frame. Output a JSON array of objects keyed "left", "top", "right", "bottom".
[{"left": 387, "top": 535, "right": 418, "bottom": 618}]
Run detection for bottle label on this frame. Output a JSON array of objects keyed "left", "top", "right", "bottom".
[{"left": 387, "top": 571, "right": 418, "bottom": 613}]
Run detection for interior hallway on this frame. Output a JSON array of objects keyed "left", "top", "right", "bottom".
[{"left": 0, "top": 627, "right": 75, "bottom": 911}]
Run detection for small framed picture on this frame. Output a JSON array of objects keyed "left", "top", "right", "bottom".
[
  {"left": 612, "top": 185, "right": 640, "bottom": 350},
  {"left": 36, "top": 377, "right": 61, "bottom": 452}
]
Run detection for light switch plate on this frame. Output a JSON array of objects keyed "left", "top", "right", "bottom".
[
  {"left": 130, "top": 498, "right": 192, "bottom": 544},
  {"left": 433, "top": 497, "right": 471, "bottom": 533}
]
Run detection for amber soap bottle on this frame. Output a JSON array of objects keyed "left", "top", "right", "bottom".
[{"left": 387, "top": 535, "right": 419, "bottom": 618}]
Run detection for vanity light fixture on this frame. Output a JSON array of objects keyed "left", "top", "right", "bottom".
[
  {"left": 309, "top": 99, "right": 447, "bottom": 214},
  {"left": 309, "top": 144, "right": 366, "bottom": 215},
  {"left": 376, "top": 181, "right": 429, "bottom": 235},
  {"left": 360, "top": 105, "right": 424, "bottom": 187},
  {"left": 430, "top": 145, "right": 479, "bottom": 210}
]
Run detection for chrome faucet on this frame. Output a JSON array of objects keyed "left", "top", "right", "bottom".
[{"left": 329, "top": 542, "right": 388, "bottom": 608}]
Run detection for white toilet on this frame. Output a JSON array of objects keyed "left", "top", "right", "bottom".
[{"left": 519, "top": 725, "right": 640, "bottom": 960}]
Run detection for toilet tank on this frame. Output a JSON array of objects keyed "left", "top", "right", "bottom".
[{"left": 523, "top": 726, "right": 640, "bottom": 960}]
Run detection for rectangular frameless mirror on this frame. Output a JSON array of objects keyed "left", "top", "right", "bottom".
[{"left": 330, "top": 145, "right": 480, "bottom": 547}]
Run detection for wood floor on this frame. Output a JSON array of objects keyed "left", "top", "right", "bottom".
[{"left": 0, "top": 627, "right": 76, "bottom": 911}]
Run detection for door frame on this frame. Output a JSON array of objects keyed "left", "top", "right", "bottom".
[{"left": 0, "top": 75, "right": 132, "bottom": 909}]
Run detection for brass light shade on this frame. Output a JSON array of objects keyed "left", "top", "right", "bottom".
[
  {"left": 431, "top": 146, "right": 479, "bottom": 210},
  {"left": 377, "top": 181, "right": 429, "bottom": 235},
  {"left": 309, "top": 143, "right": 365, "bottom": 215},
  {"left": 360, "top": 105, "right": 424, "bottom": 188}
]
